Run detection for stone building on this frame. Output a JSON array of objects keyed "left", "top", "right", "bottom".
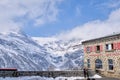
[{"left": 82, "top": 33, "right": 120, "bottom": 78}]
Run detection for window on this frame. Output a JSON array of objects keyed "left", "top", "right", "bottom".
[
  {"left": 108, "top": 59, "right": 114, "bottom": 70},
  {"left": 86, "top": 47, "right": 91, "bottom": 53},
  {"left": 96, "top": 45, "right": 100, "bottom": 52},
  {"left": 95, "top": 59, "right": 102, "bottom": 69},
  {"left": 106, "top": 43, "right": 113, "bottom": 51},
  {"left": 87, "top": 59, "right": 90, "bottom": 68}
]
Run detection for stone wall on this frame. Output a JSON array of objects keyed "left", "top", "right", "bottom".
[{"left": 83, "top": 35, "right": 120, "bottom": 78}]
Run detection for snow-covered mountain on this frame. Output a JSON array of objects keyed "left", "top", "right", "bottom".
[
  {"left": 33, "top": 37, "right": 84, "bottom": 70},
  {"left": 0, "top": 31, "right": 83, "bottom": 71},
  {"left": 0, "top": 31, "right": 52, "bottom": 71}
]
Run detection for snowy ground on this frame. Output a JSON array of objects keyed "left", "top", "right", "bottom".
[{"left": 0, "top": 74, "right": 102, "bottom": 80}]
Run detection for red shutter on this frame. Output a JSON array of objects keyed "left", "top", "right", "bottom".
[
  {"left": 90, "top": 46, "right": 93, "bottom": 52},
  {"left": 119, "top": 42, "right": 120, "bottom": 50},
  {"left": 116, "top": 43, "right": 118, "bottom": 50},
  {"left": 113, "top": 43, "right": 117, "bottom": 50},
  {"left": 117, "top": 42, "right": 120, "bottom": 50},
  {"left": 94, "top": 46, "right": 96, "bottom": 52},
  {"left": 84, "top": 47, "right": 86, "bottom": 53},
  {"left": 100, "top": 45, "right": 103, "bottom": 51},
  {"left": 92, "top": 46, "right": 94, "bottom": 52}
]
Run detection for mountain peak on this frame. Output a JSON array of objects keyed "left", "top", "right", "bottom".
[{"left": 0, "top": 29, "right": 27, "bottom": 37}]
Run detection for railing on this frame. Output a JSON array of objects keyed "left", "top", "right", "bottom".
[{"left": 0, "top": 70, "right": 95, "bottom": 78}]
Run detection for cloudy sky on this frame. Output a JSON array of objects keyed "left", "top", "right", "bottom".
[{"left": 0, "top": 0, "right": 120, "bottom": 40}]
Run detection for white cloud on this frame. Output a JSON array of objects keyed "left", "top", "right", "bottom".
[
  {"left": 90, "top": 0, "right": 120, "bottom": 14},
  {"left": 56, "top": 8, "right": 120, "bottom": 41},
  {"left": 0, "top": 0, "right": 61, "bottom": 32}
]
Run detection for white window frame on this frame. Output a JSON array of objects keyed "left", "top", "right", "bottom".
[{"left": 106, "top": 43, "right": 113, "bottom": 51}]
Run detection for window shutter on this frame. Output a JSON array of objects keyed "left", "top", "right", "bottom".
[
  {"left": 94, "top": 46, "right": 96, "bottom": 52},
  {"left": 117, "top": 42, "right": 120, "bottom": 50},
  {"left": 119, "top": 42, "right": 120, "bottom": 50},
  {"left": 84, "top": 47, "right": 86, "bottom": 53},
  {"left": 90, "top": 46, "right": 92, "bottom": 52},
  {"left": 100, "top": 45, "right": 103, "bottom": 51},
  {"left": 113, "top": 43, "right": 117, "bottom": 50}
]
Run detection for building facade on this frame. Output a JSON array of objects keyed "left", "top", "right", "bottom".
[{"left": 82, "top": 33, "right": 120, "bottom": 78}]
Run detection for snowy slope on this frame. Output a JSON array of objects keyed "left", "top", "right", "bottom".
[
  {"left": 0, "top": 31, "right": 52, "bottom": 71},
  {"left": 0, "top": 30, "right": 83, "bottom": 71},
  {"left": 33, "top": 37, "right": 84, "bottom": 70}
]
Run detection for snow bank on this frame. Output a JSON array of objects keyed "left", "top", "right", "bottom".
[
  {"left": 91, "top": 74, "right": 102, "bottom": 78},
  {"left": 0, "top": 76, "right": 84, "bottom": 80},
  {"left": 55, "top": 76, "right": 84, "bottom": 80},
  {"left": 0, "top": 76, "right": 54, "bottom": 80},
  {"left": 0, "top": 75, "right": 102, "bottom": 80}
]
